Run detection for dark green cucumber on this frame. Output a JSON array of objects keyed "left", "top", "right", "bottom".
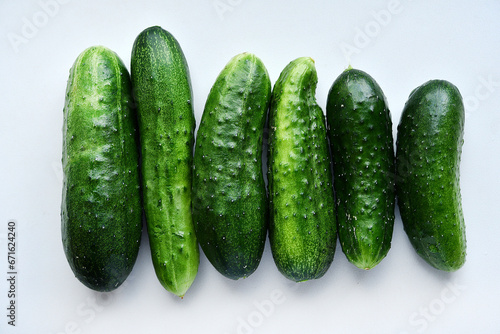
[
  {"left": 61, "top": 46, "right": 142, "bottom": 291},
  {"left": 396, "top": 80, "right": 466, "bottom": 272},
  {"left": 192, "top": 53, "right": 271, "bottom": 280},
  {"left": 268, "top": 57, "right": 336, "bottom": 282},
  {"left": 131, "top": 26, "right": 199, "bottom": 297},
  {"left": 326, "top": 67, "right": 395, "bottom": 270}
]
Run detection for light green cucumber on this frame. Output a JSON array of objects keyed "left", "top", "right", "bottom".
[
  {"left": 131, "top": 26, "right": 199, "bottom": 297},
  {"left": 268, "top": 57, "right": 336, "bottom": 282}
]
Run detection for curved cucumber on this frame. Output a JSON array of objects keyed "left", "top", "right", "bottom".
[
  {"left": 192, "top": 53, "right": 271, "bottom": 280},
  {"left": 326, "top": 68, "right": 395, "bottom": 270},
  {"left": 61, "top": 46, "right": 142, "bottom": 291},
  {"left": 396, "top": 79, "right": 466, "bottom": 272},
  {"left": 268, "top": 57, "right": 336, "bottom": 282},
  {"left": 131, "top": 26, "right": 199, "bottom": 297}
]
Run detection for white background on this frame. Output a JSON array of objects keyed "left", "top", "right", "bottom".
[{"left": 1, "top": 1, "right": 499, "bottom": 333}]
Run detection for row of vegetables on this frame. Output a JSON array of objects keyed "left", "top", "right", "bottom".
[{"left": 61, "top": 26, "right": 466, "bottom": 297}]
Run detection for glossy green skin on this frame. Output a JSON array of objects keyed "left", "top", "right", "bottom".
[
  {"left": 62, "top": 46, "right": 142, "bottom": 291},
  {"left": 268, "top": 57, "right": 336, "bottom": 282},
  {"left": 396, "top": 80, "right": 466, "bottom": 272},
  {"left": 131, "top": 26, "right": 199, "bottom": 297},
  {"left": 326, "top": 68, "right": 395, "bottom": 270},
  {"left": 193, "top": 53, "right": 271, "bottom": 280}
]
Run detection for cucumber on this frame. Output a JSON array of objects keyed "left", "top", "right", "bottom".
[
  {"left": 192, "top": 53, "right": 271, "bottom": 280},
  {"left": 326, "top": 67, "right": 395, "bottom": 270},
  {"left": 396, "top": 79, "right": 466, "bottom": 272},
  {"left": 131, "top": 26, "right": 199, "bottom": 297},
  {"left": 61, "top": 46, "right": 142, "bottom": 291},
  {"left": 268, "top": 57, "right": 336, "bottom": 282}
]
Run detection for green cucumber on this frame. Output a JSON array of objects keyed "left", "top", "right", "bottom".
[
  {"left": 396, "top": 79, "right": 466, "bottom": 272},
  {"left": 326, "top": 67, "right": 395, "bottom": 270},
  {"left": 192, "top": 53, "right": 271, "bottom": 280},
  {"left": 268, "top": 57, "right": 336, "bottom": 282},
  {"left": 131, "top": 26, "right": 199, "bottom": 297},
  {"left": 61, "top": 46, "right": 142, "bottom": 291}
]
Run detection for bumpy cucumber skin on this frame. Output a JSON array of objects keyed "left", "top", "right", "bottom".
[
  {"left": 192, "top": 53, "right": 271, "bottom": 280},
  {"left": 131, "top": 26, "right": 199, "bottom": 297},
  {"left": 396, "top": 80, "right": 466, "bottom": 272},
  {"left": 268, "top": 57, "right": 336, "bottom": 282},
  {"left": 326, "top": 68, "right": 395, "bottom": 270},
  {"left": 61, "top": 46, "right": 142, "bottom": 292}
]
